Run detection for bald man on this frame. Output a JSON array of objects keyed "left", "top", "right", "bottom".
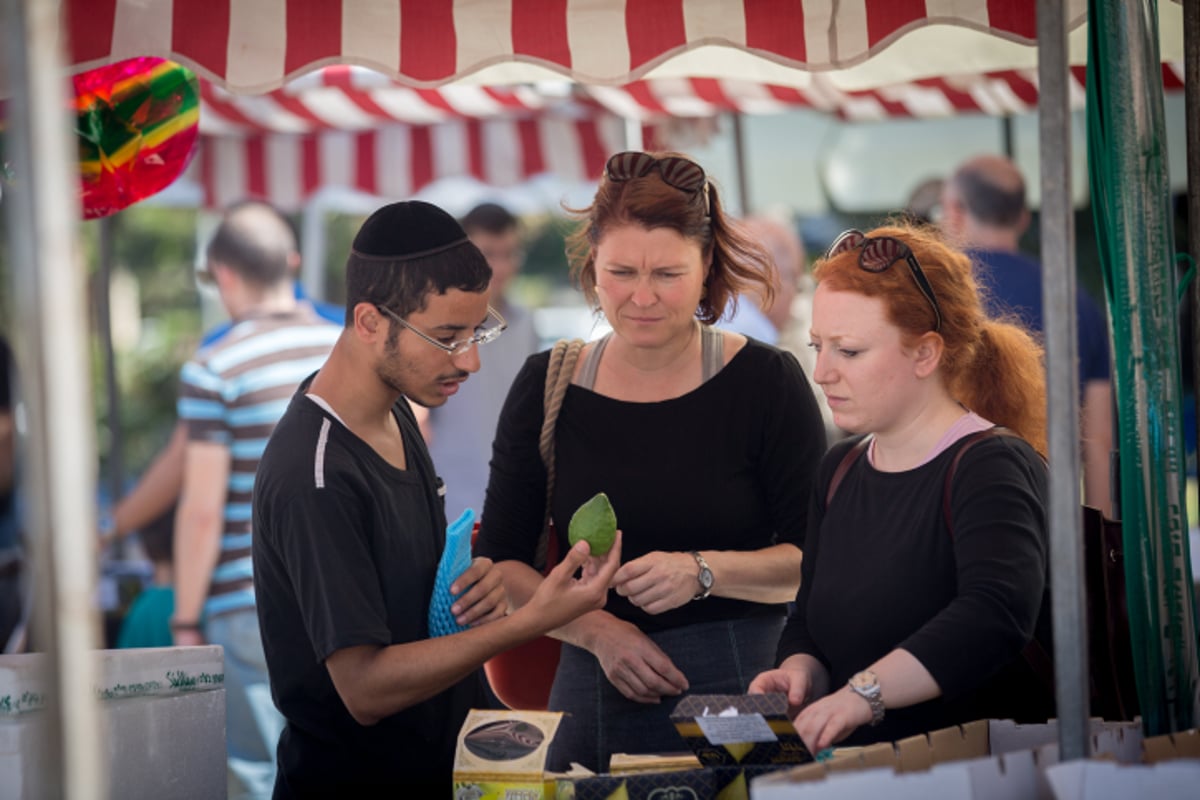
[
  {"left": 734, "top": 216, "right": 838, "bottom": 440},
  {"left": 941, "top": 155, "right": 1113, "bottom": 517},
  {"left": 172, "top": 201, "right": 341, "bottom": 797}
]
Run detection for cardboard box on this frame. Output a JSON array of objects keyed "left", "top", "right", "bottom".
[
  {"left": 561, "top": 764, "right": 786, "bottom": 800},
  {"left": 1141, "top": 727, "right": 1200, "bottom": 763},
  {"left": 750, "top": 718, "right": 1143, "bottom": 800},
  {"left": 453, "top": 709, "right": 564, "bottom": 800},
  {"left": 670, "top": 693, "right": 814, "bottom": 767}
]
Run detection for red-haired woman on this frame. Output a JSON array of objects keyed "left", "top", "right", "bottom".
[{"left": 751, "top": 224, "right": 1055, "bottom": 753}]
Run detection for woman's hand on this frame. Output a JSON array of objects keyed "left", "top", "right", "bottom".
[
  {"left": 588, "top": 616, "right": 689, "bottom": 703},
  {"left": 792, "top": 685, "right": 874, "bottom": 753},
  {"left": 612, "top": 550, "right": 702, "bottom": 614},
  {"left": 748, "top": 653, "right": 830, "bottom": 720},
  {"left": 450, "top": 557, "right": 509, "bottom": 627},
  {"left": 748, "top": 667, "right": 812, "bottom": 716}
]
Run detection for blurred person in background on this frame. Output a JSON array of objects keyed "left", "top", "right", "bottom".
[
  {"left": 172, "top": 202, "right": 341, "bottom": 799},
  {"left": 737, "top": 214, "right": 838, "bottom": 440},
  {"left": 99, "top": 202, "right": 342, "bottom": 551},
  {"left": 940, "top": 155, "right": 1113, "bottom": 518},
  {"left": 426, "top": 203, "right": 540, "bottom": 522},
  {"left": 115, "top": 504, "right": 176, "bottom": 649},
  {"left": 903, "top": 177, "right": 946, "bottom": 227},
  {"left": 0, "top": 335, "right": 25, "bottom": 652}
]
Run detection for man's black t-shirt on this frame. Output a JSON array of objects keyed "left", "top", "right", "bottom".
[{"left": 253, "top": 384, "right": 485, "bottom": 796}]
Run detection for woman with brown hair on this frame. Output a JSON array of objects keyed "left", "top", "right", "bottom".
[
  {"left": 475, "top": 151, "right": 827, "bottom": 771},
  {"left": 751, "top": 223, "right": 1054, "bottom": 752}
]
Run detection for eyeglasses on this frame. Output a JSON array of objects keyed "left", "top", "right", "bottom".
[
  {"left": 825, "top": 230, "right": 943, "bottom": 333},
  {"left": 376, "top": 304, "right": 507, "bottom": 356},
  {"left": 604, "top": 151, "right": 710, "bottom": 214}
]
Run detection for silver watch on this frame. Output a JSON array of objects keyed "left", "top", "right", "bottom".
[
  {"left": 848, "top": 670, "right": 885, "bottom": 726},
  {"left": 689, "top": 551, "right": 713, "bottom": 600}
]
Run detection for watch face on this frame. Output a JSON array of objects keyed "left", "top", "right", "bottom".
[
  {"left": 698, "top": 568, "right": 714, "bottom": 589},
  {"left": 850, "top": 671, "right": 878, "bottom": 691}
]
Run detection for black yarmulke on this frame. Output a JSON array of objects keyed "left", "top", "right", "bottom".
[{"left": 351, "top": 200, "right": 469, "bottom": 261}]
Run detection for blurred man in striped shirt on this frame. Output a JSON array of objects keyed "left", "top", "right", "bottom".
[{"left": 172, "top": 201, "right": 341, "bottom": 799}]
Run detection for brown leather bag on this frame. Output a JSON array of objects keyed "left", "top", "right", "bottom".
[
  {"left": 826, "top": 429, "right": 1139, "bottom": 721},
  {"left": 482, "top": 339, "right": 584, "bottom": 710}
]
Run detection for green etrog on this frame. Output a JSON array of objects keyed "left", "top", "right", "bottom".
[{"left": 567, "top": 492, "right": 618, "bottom": 556}]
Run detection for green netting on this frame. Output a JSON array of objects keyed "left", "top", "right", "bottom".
[{"left": 1086, "top": 0, "right": 1199, "bottom": 733}]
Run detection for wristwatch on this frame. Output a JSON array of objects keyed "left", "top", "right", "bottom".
[
  {"left": 848, "top": 670, "right": 885, "bottom": 726},
  {"left": 689, "top": 551, "right": 714, "bottom": 600}
]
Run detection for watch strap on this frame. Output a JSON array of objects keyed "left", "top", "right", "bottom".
[
  {"left": 848, "top": 672, "right": 886, "bottom": 726},
  {"left": 689, "top": 550, "right": 713, "bottom": 600}
]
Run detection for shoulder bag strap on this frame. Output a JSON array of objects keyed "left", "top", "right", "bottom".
[
  {"left": 941, "top": 427, "right": 1019, "bottom": 532},
  {"left": 700, "top": 324, "right": 723, "bottom": 382},
  {"left": 941, "top": 426, "right": 1055, "bottom": 694},
  {"left": 534, "top": 338, "right": 585, "bottom": 570},
  {"left": 824, "top": 436, "right": 872, "bottom": 510}
]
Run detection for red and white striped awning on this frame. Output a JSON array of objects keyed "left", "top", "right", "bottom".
[
  {"left": 194, "top": 113, "right": 624, "bottom": 211},
  {"left": 588, "top": 62, "right": 1188, "bottom": 123},
  {"left": 191, "top": 56, "right": 1188, "bottom": 210},
  {"left": 199, "top": 65, "right": 578, "bottom": 134},
  {"left": 56, "top": 0, "right": 1103, "bottom": 93}
]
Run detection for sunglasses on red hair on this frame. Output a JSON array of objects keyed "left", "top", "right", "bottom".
[
  {"left": 825, "top": 229, "right": 943, "bottom": 333},
  {"left": 604, "top": 151, "right": 710, "bottom": 215}
]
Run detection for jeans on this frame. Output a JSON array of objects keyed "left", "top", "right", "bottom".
[
  {"left": 546, "top": 614, "right": 786, "bottom": 772},
  {"left": 206, "top": 609, "right": 284, "bottom": 800}
]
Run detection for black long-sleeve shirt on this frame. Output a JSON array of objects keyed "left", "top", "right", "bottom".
[
  {"left": 476, "top": 339, "right": 827, "bottom": 633},
  {"left": 778, "top": 433, "right": 1055, "bottom": 744}
]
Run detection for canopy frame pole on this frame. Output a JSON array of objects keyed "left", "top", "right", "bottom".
[
  {"left": 0, "top": 0, "right": 107, "bottom": 795},
  {"left": 1038, "top": 0, "right": 1090, "bottom": 760},
  {"left": 1186, "top": 0, "right": 1200, "bottom": 472}
]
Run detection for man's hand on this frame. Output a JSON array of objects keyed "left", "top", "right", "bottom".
[
  {"left": 172, "top": 626, "right": 206, "bottom": 647},
  {"left": 450, "top": 557, "right": 508, "bottom": 627},
  {"left": 523, "top": 531, "right": 623, "bottom": 633}
]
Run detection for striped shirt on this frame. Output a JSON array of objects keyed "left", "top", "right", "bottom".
[{"left": 177, "top": 305, "right": 340, "bottom": 620}]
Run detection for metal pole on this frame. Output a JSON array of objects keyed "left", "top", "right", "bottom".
[
  {"left": 301, "top": 198, "right": 325, "bottom": 302},
  {"left": 1037, "top": 0, "right": 1090, "bottom": 760},
  {"left": 97, "top": 215, "right": 125, "bottom": 549},
  {"left": 1185, "top": 0, "right": 1200, "bottom": 477},
  {"left": 624, "top": 117, "right": 644, "bottom": 152},
  {"left": 0, "top": 0, "right": 107, "bottom": 796},
  {"left": 731, "top": 112, "right": 751, "bottom": 216}
]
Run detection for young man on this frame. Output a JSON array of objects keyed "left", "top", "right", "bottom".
[{"left": 251, "top": 200, "right": 620, "bottom": 796}]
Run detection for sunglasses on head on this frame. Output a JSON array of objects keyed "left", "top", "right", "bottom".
[
  {"left": 604, "top": 151, "right": 710, "bottom": 214},
  {"left": 826, "top": 229, "right": 943, "bottom": 333}
]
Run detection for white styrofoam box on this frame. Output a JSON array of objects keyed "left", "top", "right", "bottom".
[
  {"left": 1044, "top": 759, "right": 1200, "bottom": 799},
  {"left": 0, "top": 647, "right": 226, "bottom": 800}
]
